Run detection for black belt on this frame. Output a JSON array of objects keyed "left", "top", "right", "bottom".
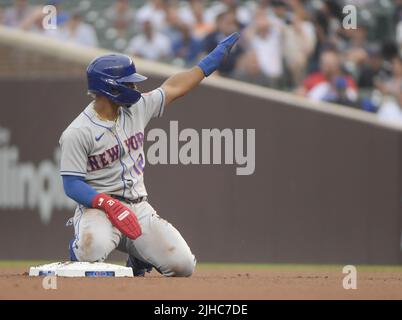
[{"left": 111, "top": 195, "right": 147, "bottom": 204}]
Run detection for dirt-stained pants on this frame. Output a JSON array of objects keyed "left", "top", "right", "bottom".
[{"left": 70, "top": 200, "right": 196, "bottom": 277}]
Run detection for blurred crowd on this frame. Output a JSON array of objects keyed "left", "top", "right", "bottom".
[{"left": 1, "top": 0, "right": 402, "bottom": 124}]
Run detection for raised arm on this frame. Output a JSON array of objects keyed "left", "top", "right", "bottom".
[{"left": 161, "top": 32, "right": 240, "bottom": 106}]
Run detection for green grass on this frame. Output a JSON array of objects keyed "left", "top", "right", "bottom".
[
  {"left": 0, "top": 260, "right": 54, "bottom": 268},
  {"left": 1, "top": 261, "right": 402, "bottom": 272},
  {"left": 199, "top": 262, "right": 402, "bottom": 272}
]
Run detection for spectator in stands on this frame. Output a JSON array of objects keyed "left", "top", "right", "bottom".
[
  {"left": 395, "top": 3, "right": 402, "bottom": 57},
  {"left": 233, "top": 50, "right": 274, "bottom": 86},
  {"left": 4, "top": 0, "right": 399, "bottom": 117},
  {"left": 322, "top": 75, "right": 360, "bottom": 107},
  {"left": 393, "top": 0, "right": 402, "bottom": 30},
  {"left": 205, "top": 0, "right": 252, "bottom": 27},
  {"left": 241, "top": 11, "right": 284, "bottom": 88},
  {"left": 341, "top": 25, "right": 372, "bottom": 81},
  {"left": 377, "top": 92, "right": 402, "bottom": 125},
  {"left": 375, "top": 55, "right": 402, "bottom": 100},
  {"left": 358, "top": 48, "right": 385, "bottom": 89},
  {"left": 3, "top": 0, "right": 34, "bottom": 28},
  {"left": 298, "top": 49, "right": 359, "bottom": 105},
  {"left": 250, "top": 0, "right": 294, "bottom": 27},
  {"left": 202, "top": 10, "right": 243, "bottom": 76},
  {"left": 172, "top": 23, "right": 202, "bottom": 67},
  {"left": 162, "top": 1, "right": 183, "bottom": 44},
  {"left": 282, "top": 0, "right": 317, "bottom": 87},
  {"left": 314, "top": 0, "right": 342, "bottom": 43},
  {"left": 136, "top": 0, "right": 168, "bottom": 31},
  {"left": 397, "top": 20, "right": 402, "bottom": 55},
  {"left": 376, "top": 55, "right": 402, "bottom": 124},
  {"left": 178, "top": 0, "right": 214, "bottom": 39},
  {"left": 309, "top": 0, "right": 343, "bottom": 72},
  {"left": 57, "top": 10, "right": 98, "bottom": 47},
  {"left": 126, "top": 19, "right": 172, "bottom": 62},
  {"left": 19, "top": 6, "right": 47, "bottom": 33},
  {"left": 269, "top": 0, "right": 289, "bottom": 24},
  {"left": 103, "top": 0, "right": 137, "bottom": 39}
]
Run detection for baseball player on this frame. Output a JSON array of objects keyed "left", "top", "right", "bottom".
[{"left": 59, "top": 32, "right": 240, "bottom": 277}]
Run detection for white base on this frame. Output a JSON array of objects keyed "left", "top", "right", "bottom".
[{"left": 29, "top": 262, "right": 134, "bottom": 277}]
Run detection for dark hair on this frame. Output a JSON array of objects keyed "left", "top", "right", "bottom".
[
  {"left": 321, "top": 42, "right": 339, "bottom": 54},
  {"left": 271, "top": 0, "right": 287, "bottom": 8}
]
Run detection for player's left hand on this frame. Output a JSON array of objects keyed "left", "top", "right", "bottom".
[
  {"left": 198, "top": 32, "right": 240, "bottom": 77},
  {"left": 92, "top": 194, "right": 142, "bottom": 240}
]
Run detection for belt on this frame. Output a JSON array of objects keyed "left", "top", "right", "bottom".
[{"left": 110, "top": 195, "right": 147, "bottom": 204}]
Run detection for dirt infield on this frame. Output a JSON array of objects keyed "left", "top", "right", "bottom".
[{"left": 1, "top": 264, "right": 402, "bottom": 300}]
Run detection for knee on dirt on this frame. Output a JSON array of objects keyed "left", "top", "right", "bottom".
[
  {"left": 165, "top": 253, "right": 196, "bottom": 277},
  {"left": 75, "top": 231, "right": 110, "bottom": 262}
]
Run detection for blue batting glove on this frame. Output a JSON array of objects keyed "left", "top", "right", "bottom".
[{"left": 198, "top": 32, "right": 240, "bottom": 77}]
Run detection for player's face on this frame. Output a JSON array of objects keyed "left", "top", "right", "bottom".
[
  {"left": 120, "top": 83, "right": 140, "bottom": 108},
  {"left": 125, "top": 83, "right": 139, "bottom": 91}
]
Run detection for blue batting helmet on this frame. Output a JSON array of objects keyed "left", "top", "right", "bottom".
[{"left": 87, "top": 54, "right": 147, "bottom": 107}]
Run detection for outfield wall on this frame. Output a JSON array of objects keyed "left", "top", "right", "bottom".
[
  {"left": 0, "top": 76, "right": 401, "bottom": 264},
  {"left": 0, "top": 28, "right": 401, "bottom": 264}
]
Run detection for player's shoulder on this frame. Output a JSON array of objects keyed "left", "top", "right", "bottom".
[
  {"left": 141, "top": 87, "right": 166, "bottom": 105},
  {"left": 59, "top": 125, "right": 92, "bottom": 145},
  {"left": 128, "top": 88, "right": 164, "bottom": 111},
  {"left": 59, "top": 103, "right": 95, "bottom": 143}
]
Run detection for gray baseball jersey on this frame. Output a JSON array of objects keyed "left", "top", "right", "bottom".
[{"left": 59, "top": 88, "right": 165, "bottom": 201}]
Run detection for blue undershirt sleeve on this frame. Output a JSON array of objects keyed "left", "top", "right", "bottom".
[{"left": 62, "top": 175, "right": 98, "bottom": 208}]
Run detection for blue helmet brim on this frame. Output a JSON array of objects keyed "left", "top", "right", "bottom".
[{"left": 118, "top": 72, "right": 147, "bottom": 83}]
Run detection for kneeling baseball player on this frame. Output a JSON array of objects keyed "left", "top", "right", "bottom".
[{"left": 59, "top": 32, "right": 240, "bottom": 277}]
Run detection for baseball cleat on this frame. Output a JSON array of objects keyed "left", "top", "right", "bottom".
[{"left": 126, "top": 255, "right": 153, "bottom": 277}]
